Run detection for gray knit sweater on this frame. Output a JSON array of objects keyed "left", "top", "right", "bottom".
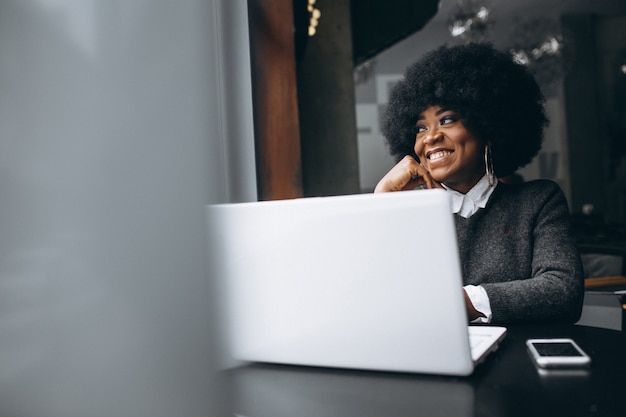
[{"left": 455, "top": 179, "right": 584, "bottom": 324}]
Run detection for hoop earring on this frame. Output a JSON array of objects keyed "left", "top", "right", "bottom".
[{"left": 484, "top": 145, "right": 495, "bottom": 187}]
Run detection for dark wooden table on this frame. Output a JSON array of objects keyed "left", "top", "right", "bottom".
[{"left": 222, "top": 324, "right": 626, "bottom": 417}]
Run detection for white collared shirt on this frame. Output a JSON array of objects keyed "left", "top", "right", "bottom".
[
  {"left": 444, "top": 175, "right": 497, "bottom": 323},
  {"left": 443, "top": 174, "right": 496, "bottom": 218}
]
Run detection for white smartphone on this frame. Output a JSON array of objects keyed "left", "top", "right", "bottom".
[{"left": 526, "top": 338, "right": 591, "bottom": 369}]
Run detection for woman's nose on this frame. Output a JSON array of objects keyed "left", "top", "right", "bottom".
[
  {"left": 422, "top": 129, "right": 443, "bottom": 145},
  {"left": 415, "top": 129, "right": 441, "bottom": 155}
]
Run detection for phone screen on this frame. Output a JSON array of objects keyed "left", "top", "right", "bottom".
[{"left": 532, "top": 341, "right": 583, "bottom": 357}]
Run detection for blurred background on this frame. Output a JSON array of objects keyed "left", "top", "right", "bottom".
[{"left": 353, "top": 0, "right": 626, "bottom": 228}]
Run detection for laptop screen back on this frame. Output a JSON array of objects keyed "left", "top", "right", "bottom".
[{"left": 207, "top": 189, "right": 475, "bottom": 375}]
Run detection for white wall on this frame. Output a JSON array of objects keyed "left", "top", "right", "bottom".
[{"left": 0, "top": 1, "right": 255, "bottom": 416}]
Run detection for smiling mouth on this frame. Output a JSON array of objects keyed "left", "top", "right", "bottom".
[{"left": 427, "top": 150, "right": 453, "bottom": 162}]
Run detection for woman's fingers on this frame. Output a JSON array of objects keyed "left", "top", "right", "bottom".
[
  {"left": 418, "top": 165, "right": 444, "bottom": 190},
  {"left": 374, "top": 155, "right": 441, "bottom": 192},
  {"left": 374, "top": 156, "right": 419, "bottom": 192}
]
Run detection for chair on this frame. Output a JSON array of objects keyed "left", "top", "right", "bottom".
[
  {"left": 576, "top": 244, "right": 626, "bottom": 331},
  {"left": 578, "top": 244, "right": 626, "bottom": 289}
]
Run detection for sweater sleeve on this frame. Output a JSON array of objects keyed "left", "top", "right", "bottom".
[{"left": 481, "top": 182, "right": 584, "bottom": 324}]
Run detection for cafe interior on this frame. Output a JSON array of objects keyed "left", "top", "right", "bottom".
[
  {"left": 249, "top": 0, "right": 626, "bottom": 328},
  {"left": 1, "top": 1, "right": 625, "bottom": 416}
]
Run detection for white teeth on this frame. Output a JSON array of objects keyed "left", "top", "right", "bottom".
[{"left": 428, "top": 150, "right": 452, "bottom": 161}]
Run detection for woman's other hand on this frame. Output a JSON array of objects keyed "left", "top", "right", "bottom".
[
  {"left": 464, "top": 289, "right": 486, "bottom": 322},
  {"left": 374, "top": 155, "right": 442, "bottom": 192}
]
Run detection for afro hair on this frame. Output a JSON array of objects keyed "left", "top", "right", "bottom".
[{"left": 382, "top": 42, "right": 548, "bottom": 178}]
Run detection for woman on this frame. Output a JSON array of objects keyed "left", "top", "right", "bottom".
[{"left": 375, "top": 43, "right": 584, "bottom": 324}]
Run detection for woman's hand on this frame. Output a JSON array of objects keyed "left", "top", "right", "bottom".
[
  {"left": 463, "top": 289, "right": 486, "bottom": 322},
  {"left": 374, "top": 155, "right": 442, "bottom": 193}
]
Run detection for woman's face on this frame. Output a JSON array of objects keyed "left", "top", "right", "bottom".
[{"left": 413, "top": 105, "right": 485, "bottom": 194}]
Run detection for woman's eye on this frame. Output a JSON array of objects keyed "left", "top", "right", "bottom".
[
  {"left": 440, "top": 116, "right": 457, "bottom": 125},
  {"left": 415, "top": 125, "right": 427, "bottom": 134}
]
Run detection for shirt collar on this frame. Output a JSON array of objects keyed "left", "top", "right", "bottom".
[{"left": 443, "top": 175, "right": 497, "bottom": 218}]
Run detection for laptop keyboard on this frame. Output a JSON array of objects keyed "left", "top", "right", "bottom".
[
  {"left": 468, "top": 326, "right": 507, "bottom": 363},
  {"left": 470, "top": 333, "right": 485, "bottom": 349}
]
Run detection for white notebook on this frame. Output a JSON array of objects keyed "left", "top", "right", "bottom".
[{"left": 207, "top": 189, "right": 506, "bottom": 376}]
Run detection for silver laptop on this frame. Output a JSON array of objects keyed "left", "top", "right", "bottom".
[{"left": 207, "top": 189, "right": 506, "bottom": 376}]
